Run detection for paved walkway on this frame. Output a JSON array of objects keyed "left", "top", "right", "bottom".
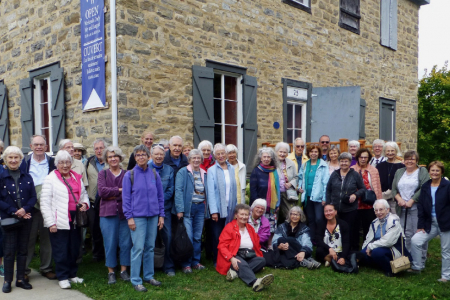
[{"left": 2, "top": 269, "right": 91, "bottom": 300}]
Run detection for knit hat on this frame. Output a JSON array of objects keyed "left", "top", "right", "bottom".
[{"left": 251, "top": 198, "right": 267, "bottom": 211}]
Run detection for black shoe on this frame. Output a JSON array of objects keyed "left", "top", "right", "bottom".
[
  {"left": 2, "top": 282, "right": 11, "bottom": 293},
  {"left": 16, "top": 280, "right": 33, "bottom": 290}
]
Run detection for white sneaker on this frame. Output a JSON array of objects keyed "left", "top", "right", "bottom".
[
  {"left": 226, "top": 268, "right": 238, "bottom": 281},
  {"left": 69, "top": 277, "right": 84, "bottom": 284},
  {"left": 59, "top": 280, "right": 71, "bottom": 289},
  {"left": 325, "top": 261, "right": 330, "bottom": 267},
  {"left": 252, "top": 274, "right": 274, "bottom": 292}
]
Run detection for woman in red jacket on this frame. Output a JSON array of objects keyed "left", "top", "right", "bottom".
[{"left": 216, "top": 204, "right": 274, "bottom": 292}]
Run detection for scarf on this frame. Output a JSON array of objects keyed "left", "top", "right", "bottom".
[
  {"left": 200, "top": 155, "right": 215, "bottom": 171},
  {"left": 379, "top": 212, "right": 390, "bottom": 226},
  {"left": 216, "top": 163, "right": 236, "bottom": 224},
  {"left": 151, "top": 162, "right": 163, "bottom": 173},
  {"left": 303, "top": 160, "right": 311, "bottom": 207},
  {"left": 234, "top": 164, "right": 242, "bottom": 204},
  {"left": 258, "top": 163, "right": 280, "bottom": 210}
]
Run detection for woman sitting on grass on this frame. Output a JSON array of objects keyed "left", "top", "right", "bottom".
[{"left": 248, "top": 199, "right": 270, "bottom": 250}]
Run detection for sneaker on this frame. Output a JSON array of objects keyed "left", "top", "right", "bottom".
[
  {"left": 59, "top": 280, "right": 71, "bottom": 289},
  {"left": 182, "top": 266, "right": 193, "bottom": 274},
  {"left": 69, "top": 277, "right": 84, "bottom": 284},
  {"left": 0, "top": 265, "right": 4, "bottom": 277},
  {"left": 166, "top": 271, "right": 175, "bottom": 277},
  {"left": 192, "top": 264, "right": 205, "bottom": 270},
  {"left": 438, "top": 278, "right": 448, "bottom": 283},
  {"left": 108, "top": 272, "right": 116, "bottom": 285},
  {"left": 307, "top": 258, "right": 321, "bottom": 269},
  {"left": 252, "top": 274, "right": 274, "bottom": 292},
  {"left": 120, "top": 270, "right": 130, "bottom": 281},
  {"left": 143, "top": 279, "right": 161, "bottom": 286},
  {"left": 299, "top": 259, "right": 314, "bottom": 269},
  {"left": 324, "top": 261, "right": 330, "bottom": 267},
  {"left": 226, "top": 269, "right": 238, "bottom": 281},
  {"left": 134, "top": 284, "right": 147, "bottom": 292}
]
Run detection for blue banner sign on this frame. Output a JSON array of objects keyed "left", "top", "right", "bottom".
[{"left": 81, "top": 0, "right": 106, "bottom": 110}]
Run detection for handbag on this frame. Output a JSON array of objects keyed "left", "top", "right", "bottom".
[
  {"left": 62, "top": 176, "right": 89, "bottom": 228},
  {"left": 286, "top": 188, "right": 299, "bottom": 201},
  {"left": 330, "top": 253, "right": 359, "bottom": 274},
  {"left": 0, "top": 217, "right": 23, "bottom": 232},
  {"left": 237, "top": 249, "right": 257, "bottom": 260},
  {"left": 363, "top": 190, "right": 377, "bottom": 205},
  {"left": 170, "top": 218, "right": 194, "bottom": 264},
  {"left": 389, "top": 235, "right": 410, "bottom": 273}
]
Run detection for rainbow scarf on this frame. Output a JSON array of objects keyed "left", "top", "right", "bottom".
[{"left": 258, "top": 163, "right": 280, "bottom": 210}]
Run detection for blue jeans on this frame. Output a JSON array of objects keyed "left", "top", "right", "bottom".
[
  {"left": 183, "top": 202, "right": 205, "bottom": 268},
  {"left": 100, "top": 215, "right": 132, "bottom": 268},
  {"left": 129, "top": 216, "right": 158, "bottom": 286},
  {"left": 0, "top": 226, "right": 3, "bottom": 258},
  {"left": 305, "top": 199, "right": 324, "bottom": 244},
  {"left": 360, "top": 246, "right": 393, "bottom": 274},
  {"left": 160, "top": 209, "right": 174, "bottom": 273}
]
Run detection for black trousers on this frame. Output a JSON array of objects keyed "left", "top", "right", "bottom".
[
  {"left": 2, "top": 219, "right": 32, "bottom": 282},
  {"left": 339, "top": 210, "right": 359, "bottom": 251},
  {"left": 87, "top": 206, "right": 104, "bottom": 259},
  {"left": 231, "top": 255, "right": 266, "bottom": 286}
]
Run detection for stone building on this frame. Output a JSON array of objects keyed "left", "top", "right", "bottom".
[{"left": 0, "top": 0, "right": 429, "bottom": 166}]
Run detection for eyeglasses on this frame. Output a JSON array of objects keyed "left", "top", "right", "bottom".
[
  {"left": 290, "top": 213, "right": 300, "bottom": 217},
  {"left": 135, "top": 154, "right": 148, "bottom": 158},
  {"left": 404, "top": 158, "right": 416, "bottom": 162},
  {"left": 57, "top": 161, "right": 71, "bottom": 166},
  {"left": 359, "top": 156, "right": 369, "bottom": 160},
  {"left": 320, "top": 141, "right": 330, "bottom": 144},
  {"left": 374, "top": 208, "right": 386, "bottom": 213},
  {"left": 295, "top": 145, "right": 305, "bottom": 148},
  {"left": 152, "top": 144, "right": 165, "bottom": 148}
]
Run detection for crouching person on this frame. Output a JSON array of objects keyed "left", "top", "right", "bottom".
[{"left": 216, "top": 204, "right": 274, "bottom": 292}]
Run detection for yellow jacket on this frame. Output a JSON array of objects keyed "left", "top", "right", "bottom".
[{"left": 287, "top": 151, "right": 309, "bottom": 172}]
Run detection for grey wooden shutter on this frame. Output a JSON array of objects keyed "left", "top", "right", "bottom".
[
  {"left": 359, "top": 98, "right": 366, "bottom": 139},
  {"left": 50, "top": 67, "right": 65, "bottom": 152},
  {"left": 192, "top": 65, "right": 215, "bottom": 147},
  {"left": 381, "top": 0, "right": 397, "bottom": 50},
  {"left": 243, "top": 75, "right": 258, "bottom": 169},
  {"left": 20, "top": 78, "right": 34, "bottom": 154},
  {"left": 339, "top": 0, "right": 361, "bottom": 34},
  {"left": 0, "top": 82, "right": 10, "bottom": 147}
]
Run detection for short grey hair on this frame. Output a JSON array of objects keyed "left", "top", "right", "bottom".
[
  {"left": 213, "top": 143, "right": 227, "bottom": 155},
  {"left": 169, "top": 135, "right": 183, "bottom": 145},
  {"left": 198, "top": 140, "right": 213, "bottom": 152},
  {"left": 2, "top": 146, "right": 24, "bottom": 162},
  {"left": 93, "top": 138, "right": 108, "bottom": 148},
  {"left": 286, "top": 206, "right": 307, "bottom": 223},
  {"left": 372, "top": 139, "right": 385, "bottom": 147},
  {"left": 373, "top": 199, "right": 390, "bottom": 211},
  {"left": 102, "top": 146, "right": 125, "bottom": 163},
  {"left": 151, "top": 144, "right": 165, "bottom": 155},
  {"left": 384, "top": 141, "right": 401, "bottom": 157},
  {"left": 226, "top": 144, "right": 238, "bottom": 154},
  {"left": 253, "top": 147, "right": 277, "bottom": 168},
  {"left": 275, "top": 142, "right": 290, "bottom": 153},
  {"left": 294, "top": 137, "right": 305, "bottom": 144},
  {"left": 348, "top": 140, "right": 360, "bottom": 148},
  {"left": 338, "top": 152, "right": 352, "bottom": 161},
  {"left": 133, "top": 144, "right": 150, "bottom": 158},
  {"left": 30, "top": 135, "right": 47, "bottom": 145},
  {"left": 188, "top": 149, "right": 203, "bottom": 162},
  {"left": 54, "top": 150, "right": 73, "bottom": 166},
  {"left": 58, "top": 139, "right": 72, "bottom": 149},
  {"left": 158, "top": 139, "right": 169, "bottom": 147}
]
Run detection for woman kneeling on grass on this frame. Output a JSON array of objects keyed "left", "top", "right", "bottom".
[{"left": 216, "top": 204, "right": 274, "bottom": 292}]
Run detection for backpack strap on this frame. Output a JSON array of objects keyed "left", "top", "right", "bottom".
[
  {"left": 152, "top": 168, "right": 157, "bottom": 180},
  {"left": 130, "top": 169, "right": 134, "bottom": 186}
]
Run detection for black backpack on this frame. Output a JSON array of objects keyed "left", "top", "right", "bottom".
[{"left": 170, "top": 218, "right": 193, "bottom": 264}]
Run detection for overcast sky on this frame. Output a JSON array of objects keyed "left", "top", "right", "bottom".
[{"left": 418, "top": 0, "right": 450, "bottom": 78}]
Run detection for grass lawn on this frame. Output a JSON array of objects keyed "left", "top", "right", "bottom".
[{"left": 30, "top": 237, "right": 449, "bottom": 300}]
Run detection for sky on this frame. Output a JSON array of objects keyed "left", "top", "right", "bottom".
[{"left": 418, "top": 0, "right": 450, "bottom": 78}]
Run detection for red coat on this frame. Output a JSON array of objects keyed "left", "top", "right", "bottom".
[{"left": 216, "top": 220, "right": 263, "bottom": 275}]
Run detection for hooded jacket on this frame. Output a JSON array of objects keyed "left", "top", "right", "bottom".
[{"left": 326, "top": 168, "right": 366, "bottom": 213}]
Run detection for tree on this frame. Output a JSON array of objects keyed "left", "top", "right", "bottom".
[{"left": 418, "top": 63, "right": 450, "bottom": 173}]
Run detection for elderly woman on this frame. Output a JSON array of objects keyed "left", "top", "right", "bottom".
[
  {"left": 122, "top": 145, "right": 164, "bottom": 292},
  {"left": 376, "top": 141, "right": 404, "bottom": 214},
  {"left": 207, "top": 143, "right": 237, "bottom": 265},
  {"left": 59, "top": 139, "right": 88, "bottom": 186},
  {"left": 217, "top": 204, "right": 274, "bottom": 292},
  {"left": 298, "top": 145, "right": 329, "bottom": 243},
  {"left": 391, "top": 150, "right": 429, "bottom": 253},
  {"left": 248, "top": 199, "right": 270, "bottom": 250},
  {"left": 226, "top": 144, "right": 247, "bottom": 204},
  {"left": 348, "top": 140, "right": 360, "bottom": 166},
  {"left": 97, "top": 146, "right": 131, "bottom": 284},
  {"left": 369, "top": 139, "right": 386, "bottom": 167},
  {"left": 359, "top": 199, "right": 410, "bottom": 277},
  {"left": 127, "top": 131, "right": 154, "bottom": 170},
  {"left": 410, "top": 161, "right": 450, "bottom": 282},
  {"left": 198, "top": 140, "right": 215, "bottom": 172},
  {"left": 250, "top": 148, "right": 280, "bottom": 246},
  {"left": 0, "top": 146, "right": 36, "bottom": 293},
  {"left": 275, "top": 142, "right": 298, "bottom": 225},
  {"left": 182, "top": 142, "right": 193, "bottom": 157},
  {"left": 351, "top": 148, "right": 382, "bottom": 250},
  {"left": 149, "top": 144, "right": 175, "bottom": 276},
  {"left": 175, "top": 149, "right": 207, "bottom": 274},
  {"left": 327, "top": 145, "right": 340, "bottom": 175},
  {"left": 326, "top": 152, "right": 365, "bottom": 251},
  {"left": 41, "top": 150, "right": 89, "bottom": 289},
  {"left": 271, "top": 206, "right": 320, "bottom": 269}
]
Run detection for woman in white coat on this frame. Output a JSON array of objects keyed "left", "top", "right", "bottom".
[{"left": 41, "top": 150, "right": 89, "bottom": 289}]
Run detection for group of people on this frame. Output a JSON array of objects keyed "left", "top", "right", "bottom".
[{"left": 0, "top": 133, "right": 449, "bottom": 294}]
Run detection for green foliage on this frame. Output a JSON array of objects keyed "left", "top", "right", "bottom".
[{"left": 418, "top": 63, "right": 450, "bottom": 175}]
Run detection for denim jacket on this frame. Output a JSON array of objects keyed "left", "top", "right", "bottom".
[
  {"left": 298, "top": 159, "right": 330, "bottom": 203},
  {"left": 207, "top": 162, "right": 237, "bottom": 224},
  {"left": 149, "top": 163, "right": 174, "bottom": 211},
  {"left": 174, "top": 165, "right": 209, "bottom": 218}
]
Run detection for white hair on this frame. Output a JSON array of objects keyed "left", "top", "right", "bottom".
[
  {"left": 294, "top": 137, "right": 304, "bottom": 144},
  {"left": 58, "top": 139, "right": 72, "bottom": 149},
  {"left": 103, "top": 146, "right": 126, "bottom": 163},
  {"left": 169, "top": 135, "right": 183, "bottom": 145},
  {"left": 372, "top": 139, "right": 385, "bottom": 146},
  {"left": 93, "top": 138, "right": 108, "bottom": 148},
  {"left": 158, "top": 139, "right": 169, "bottom": 147},
  {"left": 198, "top": 140, "right": 213, "bottom": 152},
  {"left": 275, "top": 142, "right": 290, "bottom": 153},
  {"left": 188, "top": 149, "right": 204, "bottom": 162},
  {"left": 2, "top": 146, "right": 24, "bottom": 161},
  {"left": 373, "top": 199, "right": 390, "bottom": 210},
  {"left": 54, "top": 150, "right": 73, "bottom": 166},
  {"left": 348, "top": 140, "right": 360, "bottom": 148},
  {"left": 226, "top": 144, "right": 238, "bottom": 154},
  {"left": 213, "top": 143, "right": 227, "bottom": 155},
  {"left": 384, "top": 141, "right": 401, "bottom": 157}
]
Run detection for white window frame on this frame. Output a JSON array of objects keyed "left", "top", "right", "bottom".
[
  {"left": 33, "top": 75, "right": 54, "bottom": 154},
  {"left": 291, "top": 0, "right": 310, "bottom": 7},
  {"left": 287, "top": 100, "right": 307, "bottom": 143},
  {"left": 214, "top": 71, "right": 244, "bottom": 162}
]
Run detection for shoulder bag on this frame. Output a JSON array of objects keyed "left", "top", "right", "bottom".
[
  {"left": 359, "top": 170, "right": 377, "bottom": 205},
  {"left": 389, "top": 234, "right": 411, "bottom": 273},
  {"left": 1, "top": 188, "right": 24, "bottom": 232},
  {"left": 62, "top": 176, "right": 89, "bottom": 228}
]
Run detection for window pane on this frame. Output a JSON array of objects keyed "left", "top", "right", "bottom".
[
  {"left": 224, "top": 76, "right": 237, "bottom": 100},
  {"left": 294, "top": 105, "right": 302, "bottom": 129},
  {"left": 214, "top": 74, "right": 222, "bottom": 99},
  {"left": 214, "top": 124, "right": 222, "bottom": 145},
  {"left": 287, "top": 129, "right": 293, "bottom": 144},
  {"left": 294, "top": 130, "right": 302, "bottom": 140},
  {"left": 224, "top": 100, "right": 237, "bottom": 125},
  {"left": 287, "top": 104, "right": 293, "bottom": 128},
  {"left": 225, "top": 125, "right": 237, "bottom": 145},
  {"left": 214, "top": 99, "right": 222, "bottom": 123},
  {"left": 41, "top": 79, "right": 50, "bottom": 144}
]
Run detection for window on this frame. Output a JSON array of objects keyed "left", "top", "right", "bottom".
[
  {"left": 379, "top": 98, "right": 396, "bottom": 141},
  {"left": 287, "top": 98, "right": 307, "bottom": 144},
  {"left": 33, "top": 77, "right": 53, "bottom": 152},
  {"left": 282, "top": 0, "right": 311, "bottom": 14},
  {"left": 339, "top": 0, "right": 361, "bottom": 34},
  {"left": 380, "top": 0, "right": 398, "bottom": 50}
]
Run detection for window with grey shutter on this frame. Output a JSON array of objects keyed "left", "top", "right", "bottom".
[
  {"left": 242, "top": 75, "right": 258, "bottom": 169},
  {"left": 50, "top": 68, "right": 65, "bottom": 152},
  {"left": 339, "top": 0, "right": 361, "bottom": 34},
  {"left": 20, "top": 78, "right": 34, "bottom": 154},
  {"left": 282, "top": 0, "right": 312, "bottom": 14},
  {"left": 0, "top": 81, "right": 10, "bottom": 147},
  {"left": 380, "top": 0, "right": 398, "bottom": 50},
  {"left": 379, "top": 98, "right": 396, "bottom": 141}
]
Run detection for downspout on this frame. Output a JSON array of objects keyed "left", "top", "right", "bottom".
[{"left": 110, "top": 0, "right": 118, "bottom": 146}]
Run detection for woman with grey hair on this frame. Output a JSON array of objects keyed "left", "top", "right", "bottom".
[
  {"left": 40, "top": 150, "right": 89, "bottom": 289},
  {"left": 369, "top": 139, "right": 386, "bottom": 167},
  {"left": 347, "top": 140, "right": 360, "bottom": 166},
  {"left": 226, "top": 144, "right": 247, "bottom": 204},
  {"left": 58, "top": 139, "right": 88, "bottom": 187},
  {"left": 0, "top": 146, "right": 36, "bottom": 293},
  {"left": 198, "top": 140, "right": 215, "bottom": 172},
  {"left": 97, "top": 146, "right": 131, "bottom": 284},
  {"left": 326, "top": 152, "right": 365, "bottom": 251}
]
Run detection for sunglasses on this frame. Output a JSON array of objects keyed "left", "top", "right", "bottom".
[
  {"left": 295, "top": 145, "right": 305, "bottom": 148},
  {"left": 152, "top": 144, "right": 165, "bottom": 148},
  {"left": 320, "top": 141, "right": 330, "bottom": 144}
]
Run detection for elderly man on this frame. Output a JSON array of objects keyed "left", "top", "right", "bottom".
[
  {"left": 319, "top": 135, "right": 331, "bottom": 160},
  {"left": 20, "top": 135, "right": 57, "bottom": 281},
  {"left": 369, "top": 139, "right": 386, "bottom": 167},
  {"left": 348, "top": 140, "right": 360, "bottom": 166},
  {"left": 287, "top": 138, "right": 309, "bottom": 172},
  {"left": 86, "top": 138, "right": 108, "bottom": 261},
  {"left": 163, "top": 136, "right": 189, "bottom": 176},
  {"left": 59, "top": 139, "right": 88, "bottom": 186}
]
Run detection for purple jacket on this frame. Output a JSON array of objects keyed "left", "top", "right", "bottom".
[
  {"left": 249, "top": 215, "right": 271, "bottom": 250},
  {"left": 122, "top": 165, "right": 165, "bottom": 219},
  {"left": 98, "top": 168, "right": 127, "bottom": 219}
]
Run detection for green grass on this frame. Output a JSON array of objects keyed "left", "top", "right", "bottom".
[{"left": 29, "top": 238, "right": 449, "bottom": 300}]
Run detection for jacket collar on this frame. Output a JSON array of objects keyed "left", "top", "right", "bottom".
[{"left": 186, "top": 165, "right": 206, "bottom": 182}]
